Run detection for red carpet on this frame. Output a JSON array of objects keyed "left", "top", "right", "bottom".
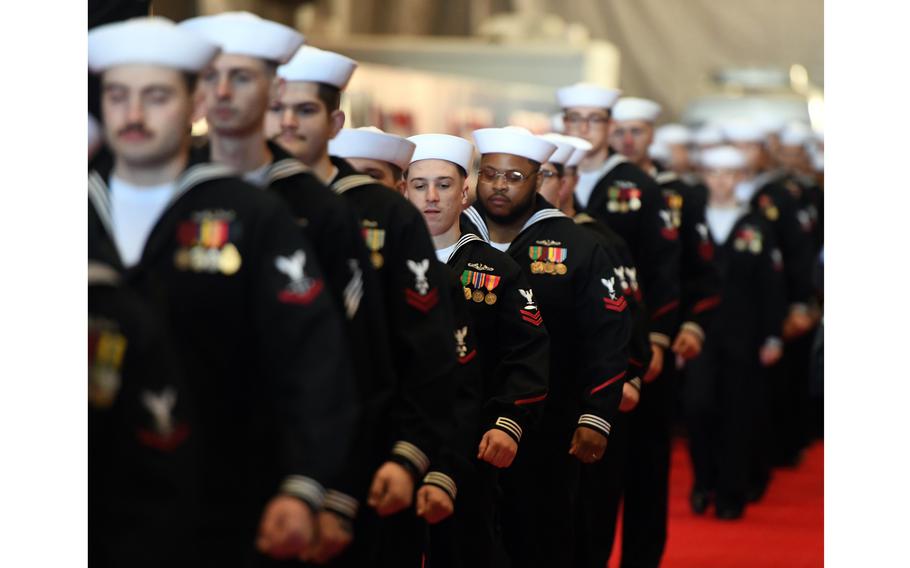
[{"left": 612, "top": 440, "right": 824, "bottom": 568}]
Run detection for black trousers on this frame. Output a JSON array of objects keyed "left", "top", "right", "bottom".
[
  {"left": 500, "top": 426, "right": 581, "bottom": 568},
  {"left": 619, "top": 372, "right": 673, "bottom": 568},
  {"left": 308, "top": 503, "right": 425, "bottom": 568},
  {"left": 683, "top": 341, "right": 763, "bottom": 509},
  {"left": 769, "top": 332, "right": 813, "bottom": 466},
  {"left": 428, "top": 461, "right": 509, "bottom": 568},
  {"left": 573, "top": 409, "right": 632, "bottom": 568}
]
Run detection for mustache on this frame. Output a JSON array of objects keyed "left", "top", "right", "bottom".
[
  {"left": 271, "top": 130, "right": 305, "bottom": 142},
  {"left": 117, "top": 123, "right": 152, "bottom": 138}
]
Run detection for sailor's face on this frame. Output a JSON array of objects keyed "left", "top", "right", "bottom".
[
  {"left": 101, "top": 65, "right": 194, "bottom": 167},
  {"left": 198, "top": 53, "right": 274, "bottom": 137},
  {"left": 266, "top": 81, "right": 340, "bottom": 165},
  {"left": 732, "top": 141, "right": 764, "bottom": 173},
  {"left": 406, "top": 159, "right": 467, "bottom": 237},
  {"left": 562, "top": 106, "right": 610, "bottom": 154},
  {"left": 609, "top": 119, "right": 654, "bottom": 164},
  {"left": 537, "top": 162, "right": 562, "bottom": 207},
  {"left": 703, "top": 167, "right": 743, "bottom": 202},
  {"left": 778, "top": 144, "right": 809, "bottom": 174},
  {"left": 668, "top": 143, "right": 691, "bottom": 173},
  {"left": 476, "top": 153, "right": 540, "bottom": 220},
  {"left": 346, "top": 158, "right": 401, "bottom": 190}
]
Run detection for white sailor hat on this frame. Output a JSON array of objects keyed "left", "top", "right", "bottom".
[
  {"left": 700, "top": 145, "right": 747, "bottom": 170},
  {"left": 648, "top": 143, "right": 672, "bottom": 164},
  {"left": 812, "top": 151, "right": 824, "bottom": 172},
  {"left": 693, "top": 124, "right": 724, "bottom": 147},
  {"left": 779, "top": 121, "right": 814, "bottom": 147},
  {"left": 753, "top": 114, "right": 787, "bottom": 137},
  {"left": 562, "top": 135, "right": 593, "bottom": 167},
  {"left": 180, "top": 11, "right": 304, "bottom": 64},
  {"left": 655, "top": 123, "right": 691, "bottom": 146},
  {"left": 612, "top": 97, "right": 662, "bottom": 123},
  {"left": 537, "top": 133, "right": 576, "bottom": 165},
  {"left": 88, "top": 16, "right": 220, "bottom": 73},
  {"left": 329, "top": 127, "right": 416, "bottom": 171},
  {"left": 472, "top": 127, "right": 557, "bottom": 164},
  {"left": 278, "top": 46, "right": 358, "bottom": 90},
  {"left": 408, "top": 134, "right": 474, "bottom": 173},
  {"left": 721, "top": 120, "right": 766, "bottom": 144},
  {"left": 556, "top": 83, "right": 622, "bottom": 110}
]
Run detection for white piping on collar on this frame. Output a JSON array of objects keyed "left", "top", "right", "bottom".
[
  {"left": 463, "top": 205, "right": 567, "bottom": 246},
  {"left": 331, "top": 174, "right": 376, "bottom": 195},
  {"left": 656, "top": 171, "right": 679, "bottom": 185},
  {"left": 267, "top": 158, "right": 313, "bottom": 185},
  {"left": 444, "top": 233, "right": 485, "bottom": 264}
]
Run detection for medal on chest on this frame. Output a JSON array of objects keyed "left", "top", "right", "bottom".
[
  {"left": 733, "top": 226, "right": 763, "bottom": 254},
  {"left": 88, "top": 320, "right": 127, "bottom": 409},
  {"left": 174, "top": 210, "right": 243, "bottom": 275},
  {"left": 461, "top": 269, "right": 502, "bottom": 305},
  {"left": 607, "top": 182, "right": 642, "bottom": 214},
  {"left": 528, "top": 244, "right": 568, "bottom": 275},
  {"left": 361, "top": 220, "right": 386, "bottom": 269},
  {"left": 758, "top": 194, "right": 780, "bottom": 221}
]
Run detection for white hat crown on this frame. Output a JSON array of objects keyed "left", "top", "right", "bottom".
[
  {"left": 279, "top": 46, "right": 358, "bottom": 90},
  {"left": 179, "top": 11, "right": 304, "bottom": 64},
  {"left": 612, "top": 97, "right": 662, "bottom": 123},
  {"left": 407, "top": 134, "right": 475, "bottom": 173},
  {"left": 556, "top": 83, "right": 622, "bottom": 110},
  {"left": 88, "top": 16, "right": 220, "bottom": 73},
  {"left": 537, "top": 133, "right": 576, "bottom": 165},
  {"left": 329, "top": 127, "right": 416, "bottom": 171},
  {"left": 700, "top": 145, "right": 747, "bottom": 170},
  {"left": 472, "top": 127, "right": 557, "bottom": 164},
  {"left": 655, "top": 123, "right": 691, "bottom": 146}
]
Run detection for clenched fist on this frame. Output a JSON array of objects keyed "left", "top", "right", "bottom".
[{"left": 477, "top": 428, "right": 519, "bottom": 468}]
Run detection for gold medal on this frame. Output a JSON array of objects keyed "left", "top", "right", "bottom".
[
  {"left": 464, "top": 287, "right": 473, "bottom": 300},
  {"left": 174, "top": 248, "right": 191, "bottom": 271},
  {"left": 607, "top": 201, "right": 619, "bottom": 212},
  {"left": 734, "top": 239, "right": 746, "bottom": 252},
  {"left": 371, "top": 251, "right": 384, "bottom": 269},
  {"left": 556, "top": 263, "right": 567, "bottom": 275},
  {"left": 531, "top": 261, "right": 543, "bottom": 274},
  {"left": 766, "top": 207, "right": 779, "bottom": 221},
  {"left": 544, "top": 261, "right": 555, "bottom": 274},
  {"left": 484, "top": 292, "right": 497, "bottom": 305},
  {"left": 630, "top": 198, "right": 642, "bottom": 211},
  {"left": 190, "top": 246, "right": 207, "bottom": 272},
  {"left": 620, "top": 202, "right": 629, "bottom": 213},
  {"left": 218, "top": 243, "right": 242, "bottom": 275},
  {"left": 472, "top": 289, "right": 485, "bottom": 303},
  {"left": 749, "top": 240, "right": 762, "bottom": 254}
]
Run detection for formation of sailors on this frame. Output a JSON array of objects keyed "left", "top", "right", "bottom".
[{"left": 88, "top": 12, "right": 823, "bottom": 568}]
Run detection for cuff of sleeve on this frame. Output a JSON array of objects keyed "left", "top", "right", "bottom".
[
  {"left": 789, "top": 303, "right": 809, "bottom": 315},
  {"left": 280, "top": 475, "right": 326, "bottom": 511},
  {"left": 578, "top": 414, "right": 611, "bottom": 437},
  {"left": 391, "top": 440, "right": 430, "bottom": 477},
  {"left": 493, "top": 416, "right": 523, "bottom": 443},
  {"left": 680, "top": 321, "right": 706, "bottom": 342},
  {"left": 650, "top": 333, "right": 671, "bottom": 348},
  {"left": 323, "top": 490, "right": 359, "bottom": 520},
  {"left": 423, "top": 471, "right": 457, "bottom": 501},
  {"left": 764, "top": 336, "right": 783, "bottom": 349},
  {"left": 628, "top": 377, "right": 642, "bottom": 391}
]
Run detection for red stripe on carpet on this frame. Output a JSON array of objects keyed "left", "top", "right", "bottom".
[{"left": 611, "top": 439, "right": 823, "bottom": 568}]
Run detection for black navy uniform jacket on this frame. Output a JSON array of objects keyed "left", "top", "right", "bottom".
[
  {"left": 708, "top": 210, "right": 788, "bottom": 351},
  {"left": 782, "top": 173, "right": 824, "bottom": 257},
  {"left": 742, "top": 169, "right": 815, "bottom": 309},
  {"left": 201, "top": 141, "right": 396, "bottom": 519},
  {"left": 462, "top": 197, "right": 632, "bottom": 439},
  {"left": 573, "top": 213, "right": 652, "bottom": 390},
  {"left": 652, "top": 164, "right": 722, "bottom": 343},
  {"left": 329, "top": 156, "right": 459, "bottom": 488},
  {"left": 88, "top": 149, "right": 357, "bottom": 543},
  {"left": 89, "top": 261, "right": 196, "bottom": 568},
  {"left": 441, "top": 232, "right": 551, "bottom": 446},
  {"left": 575, "top": 152, "right": 682, "bottom": 349}
]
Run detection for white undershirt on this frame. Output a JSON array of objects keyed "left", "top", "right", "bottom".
[
  {"left": 489, "top": 241, "right": 510, "bottom": 252},
  {"left": 436, "top": 242, "right": 458, "bottom": 263},
  {"left": 575, "top": 160, "right": 612, "bottom": 209},
  {"left": 243, "top": 162, "right": 271, "bottom": 189},
  {"left": 705, "top": 205, "right": 745, "bottom": 244},
  {"left": 109, "top": 176, "right": 175, "bottom": 267}
]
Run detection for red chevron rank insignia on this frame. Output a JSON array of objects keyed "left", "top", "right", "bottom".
[
  {"left": 405, "top": 287, "right": 439, "bottom": 313},
  {"left": 520, "top": 308, "right": 543, "bottom": 326},
  {"left": 603, "top": 296, "right": 628, "bottom": 312}
]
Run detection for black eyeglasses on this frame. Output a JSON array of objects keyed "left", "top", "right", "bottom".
[
  {"left": 479, "top": 166, "right": 536, "bottom": 184},
  {"left": 563, "top": 113, "right": 609, "bottom": 126}
]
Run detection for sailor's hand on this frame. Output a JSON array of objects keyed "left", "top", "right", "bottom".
[
  {"left": 256, "top": 495, "right": 315, "bottom": 560},
  {"left": 644, "top": 344, "right": 665, "bottom": 382},
  {"left": 619, "top": 382, "right": 640, "bottom": 412},
  {"left": 478, "top": 428, "right": 519, "bottom": 468},
  {"left": 569, "top": 427, "right": 608, "bottom": 464},
  {"left": 367, "top": 461, "right": 414, "bottom": 516},
  {"left": 416, "top": 484, "right": 454, "bottom": 525}
]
